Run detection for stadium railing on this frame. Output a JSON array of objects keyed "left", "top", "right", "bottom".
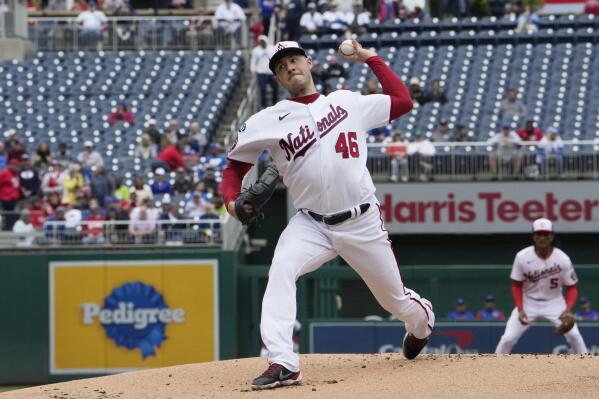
[
  {"left": 0, "top": 218, "right": 223, "bottom": 248},
  {"left": 366, "top": 140, "right": 599, "bottom": 181},
  {"left": 27, "top": 16, "right": 250, "bottom": 51}
]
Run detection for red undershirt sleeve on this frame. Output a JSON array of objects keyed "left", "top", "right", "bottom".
[
  {"left": 565, "top": 285, "right": 578, "bottom": 311},
  {"left": 365, "top": 55, "right": 413, "bottom": 121},
  {"left": 220, "top": 158, "right": 254, "bottom": 204},
  {"left": 512, "top": 280, "right": 524, "bottom": 310}
]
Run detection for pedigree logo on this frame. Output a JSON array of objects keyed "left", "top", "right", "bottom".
[{"left": 81, "top": 281, "right": 185, "bottom": 359}]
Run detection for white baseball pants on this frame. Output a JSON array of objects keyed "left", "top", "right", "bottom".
[
  {"left": 260, "top": 202, "right": 435, "bottom": 372},
  {"left": 495, "top": 296, "right": 588, "bottom": 354}
]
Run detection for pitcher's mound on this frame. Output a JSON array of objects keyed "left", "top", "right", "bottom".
[{"left": 4, "top": 354, "right": 599, "bottom": 399}]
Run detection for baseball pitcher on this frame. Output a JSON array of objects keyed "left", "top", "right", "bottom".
[{"left": 221, "top": 40, "right": 435, "bottom": 390}]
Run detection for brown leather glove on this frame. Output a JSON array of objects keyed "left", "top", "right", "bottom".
[{"left": 555, "top": 311, "right": 576, "bottom": 335}]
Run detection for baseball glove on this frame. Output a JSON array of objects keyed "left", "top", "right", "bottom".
[
  {"left": 555, "top": 311, "right": 576, "bottom": 335},
  {"left": 234, "top": 163, "right": 280, "bottom": 225}
]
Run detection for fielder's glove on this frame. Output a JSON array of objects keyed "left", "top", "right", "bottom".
[
  {"left": 234, "top": 163, "right": 280, "bottom": 225},
  {"left": 555, "top": 311, "right": 576, "bottom": 335}
]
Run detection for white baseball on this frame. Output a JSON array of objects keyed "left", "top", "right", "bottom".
[{"left": 339, "top": 40, "right": 355, "bottom": 56}]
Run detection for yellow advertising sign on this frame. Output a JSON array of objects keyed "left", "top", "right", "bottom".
[{"left": 50, "top": 260, "right": 218, "bottom": 374}]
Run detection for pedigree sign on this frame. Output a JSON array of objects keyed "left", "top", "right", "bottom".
[
  {"left": 376, "top": 182, "right": 599, "bottom": 234},
  {"left": 50, "top": 260, "right": 219, "bottom": 374}
]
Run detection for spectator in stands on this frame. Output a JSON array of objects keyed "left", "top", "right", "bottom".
[
  {"left": 515, "top": 5, "right": 540, "bottom": 32},
  {"left": 0, "top": 159, "right": 21, "bottom": 231},
  {"left": 322, "top": 55, "right": 346, "bottom": 81},
  {"left": 446, "top": 0, "right": 469, "bottom": 17},
  {"left": 202, "top": 167, "right": 220, "bottom": 194},
  {"left": 408, "top": 4, "right": 428, "bottom": 20},
  {"left": 476, "top": 294, "right": 505, "bottom": 320},
  {"left": 155, "top": 140, "right": 186, "bottom": 172},
  {"left": 212, "top": 196, "right": 227, "bottom": 217},
  {"left": 300, "top": 2, "right": 323, "bottom": 34},
  {"left": 408, "top": 77, "right": 425, "bottom": 105},
  {"left": 44, "top": 191, "right": 62, "bottom": 217},
  {"left": 107, "top": 100, "right": 135, "bottom": 126},
  {"left": 91, "top": 166, "right": 113, "bottom": 206},
  {"left": 102, "top": 0, "right": 126, "bottom": 12},
  {"left": 452, "top": 123, "right": 471, "bottom": 142},
  {"left": 575, "top": 297, "right": 598, "bottom": 321},
  {"left": 362, "top": 79, "right": 380, "bottom": 95},
  {"left": 517, "top": 119, "right": 543, "bottom": 142},
  {"left": 18, "top": 154, "right": 40, "bottom": 201},
  {"left": 407, "top": 132, "right": 436, "bottom": 181},
  {"left": 487, "top": 122, "right": 523, "bottom": 177},
  {"left": 26, "top": 198, "right": 46, "bottom": 230},
  {"left": 62, "top": 163, "right": 84, "bottom": 206},
  {"left": 189, "top": 122, "right": 207, "bottom": 155},
  {"left": 151, "top": 167, "right": 173, "bottom": 195},
  {"left": 33, "top": 142, "right": 53, "bottom": 169},
  {"left": 129, "top": 197, "right": 159, "bottom": 244},
  {"left": 431, "top": 118, "right": 452, "bottom": 142},
  {"left": 134, "top": 133, "right": 158, "bottom": 171},
  {"left": 322, "top": 0, "right": 351, "bottom": 33},
  {"left": 161, "top": 119, "right": 179, "bottom": 149},
  {"left": 173, "top": 167, "right": 193, "bottom": 195},
  {"left": 44, "top": 206, "right": 66, "bottom": 244},
  {"left": 158, "top": 198, "right": 184, "bottom": 242},
  {"left": 132, "top": 175, "right": 153, "bottom": 205},
  {"left": 251, "top": 35, "right": 278, "bottom": 109},
  {"left": 13, "top": 210, "right": 36, "bottom": 247},
  {"left": 421, "top": 79, "right": 448, "bottom": 105},
  {"left": 285, "top": 0, "right": 304, "bottom": 41},
  {"left": 537, "top": 126, "right": 564, "bottom": 178},
  {"left": 55, "top": 142, "right": 72, "bottom": 168},
  {"left": 348, "top": 2, "right": 370, "bottom": 35},
  {"left": 77, "top": 141, "right": 104, "bottom": 182},
  {"left": 204, "top": 143, "right": 228, "bottom": 171},
  {"left": 386, "top": 132, "right": 408, "bottom": 182},
  {"left": 185, "top": 191, "right": 208, "bottom": 218},
  {"left": 498, "top": 88, "right": 526, "bottom": 124},
  {"left": 113, "top": 175, "right": 130, "bottom": 201},
  {"left": 215, "top": 0, "right": 247, "bottom": 46},
  {"left": 447, "top": 298, "right": 475, "bottom": 320},
  {"left": 5, "top": 130, "right": 27, "bottom": 162},
  {"left": 198, "top": 202, "right": 221, "bottom": 241},
  {"left": 75, "top": 1, "right": 107, "bottom": 50},
  {"left": 144, "top": 119, "right": 162, "bottom": 148},
  {"left": 259, "top": 0, "right": 276, "bottom": 34},
  {"left": 585, "top": 0, "right": 599, "bottom": 15},
  {"left": 0, "top": 142, "right": 6, "bottom": 169},
  {"left": 82, "top": 200, "right": 105, "bottom": 244},
  {"left": 64, "top": 202, "right": 83, "bottom": 234}
]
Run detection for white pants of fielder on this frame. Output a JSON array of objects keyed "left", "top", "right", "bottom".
[
  {"left": 260, "top": 200, "right": 435, "bottom": 372},
  {"left": 495, "top": 295, "right": 587, "bottom": 354}
]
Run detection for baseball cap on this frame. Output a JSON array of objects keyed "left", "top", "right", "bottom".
[
  {"left": 307, "top": 2, "right": 316, "bottom": 8},
  {"left": 546, "top": 126, "right": 558, "bottom": 134},
  {"left": 147, "top": 118, "right": 157, "bottom": 125},
  {"left": 439, "top": 118, "right": 448, "bottom": 125},
  {"left": 533, "top": 218, "right": 553, "bottom": 233},
  {"left": 84, "top": 140, "right": 93, "bottom": 147},
  {"left": 501, "top": 122, "right": 510, "bottom": 129},
  {"left": 155, "top": 167, "right": 166, "bottom": 176},
  {"left": 456, "top": 298, "right": 465, "bottom": 305},
  {"left": 268, "top": 41, "right": 308, "bottom": 74},
  {"left": 485, "top": 294, "right": 496, "bottom": 302},
  {"left": 579, "top": 296, "right": 589, "bottom": 304},
  {"left": 258, "top": 35, "right": 268, "bottom": 42}
]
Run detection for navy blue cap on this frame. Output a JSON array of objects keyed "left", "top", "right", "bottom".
[
  {"left": 579, "top": 296, "right": 589, "bottom": 304},
  {"left": 456, "top": 298, "right": 465, "bottom": 305},
  {"left": 485, "top": 294, "right": 496, "bottom": 302}
]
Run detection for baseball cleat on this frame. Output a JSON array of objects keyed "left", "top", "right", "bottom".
[
  {"left": 251, "top": 363, "right": 302, "bottom": 390},
  {"left": 402, "top": 332, "right": 428, "bottom": 360}
]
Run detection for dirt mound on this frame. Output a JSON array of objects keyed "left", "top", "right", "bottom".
[{"left": 4, "top": 354, "right": 599, "bottom": 399}]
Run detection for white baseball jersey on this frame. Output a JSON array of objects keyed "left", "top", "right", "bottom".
[
  {"left": 228, "top": 90, "right": 390, "bottom": 214},
  {"left": 510, "top": 246, "right": 578, "bottom": 301}
]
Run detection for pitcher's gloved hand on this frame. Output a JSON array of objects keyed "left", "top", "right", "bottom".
[{"left": 234, "top": 163, "right": 280, "bottom": 225}]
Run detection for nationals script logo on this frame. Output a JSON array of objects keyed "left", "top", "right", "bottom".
[
  {"left": 279, "top": 104, "right": 348, "bottom": 161},
  {"left": 523, "top": 264, "right": 562, "bottom": 282}
]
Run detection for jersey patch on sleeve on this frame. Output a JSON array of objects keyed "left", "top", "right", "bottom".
[{"left": 238, "top": 122, "right": 247, "bottom": 133}]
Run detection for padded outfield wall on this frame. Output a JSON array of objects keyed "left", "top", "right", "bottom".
[{"left": 0, "top": 249, "right": 238, "bottom": 384}]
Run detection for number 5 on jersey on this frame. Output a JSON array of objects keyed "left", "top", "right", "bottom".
[{"left": 335, "top": 132, "right": 359, "bottom": 159}]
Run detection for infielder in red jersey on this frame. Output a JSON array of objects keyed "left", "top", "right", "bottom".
[
  {"left": 220, "top": 40, "right": 435, "bottom": 390},
  {"left": 495, "top": 218, "right": 588, "bottom": 354}
]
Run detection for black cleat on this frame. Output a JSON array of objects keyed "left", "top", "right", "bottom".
[
  {"left": 403, "top": 333, "right": 428, "bottom": 360},
  {"left": 251, "top": 363, "right": 302, "bottom": 390}
]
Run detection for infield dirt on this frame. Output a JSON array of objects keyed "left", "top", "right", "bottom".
[{"left": 3, "top": 353, "right": 599, "bottom": 399}]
